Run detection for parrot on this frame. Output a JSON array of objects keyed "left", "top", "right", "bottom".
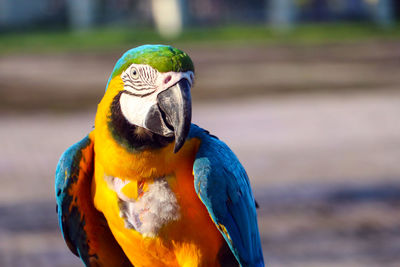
[{"left": 55, "top": 44, "right": 264, "bottom": 267}]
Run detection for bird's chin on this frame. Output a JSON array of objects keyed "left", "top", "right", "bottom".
[
  {"left": 134, "top": 126, "right": 174, "bottom": 143},
  {"left": 125, "top": 125, "right": 174, "bottom": 151}
]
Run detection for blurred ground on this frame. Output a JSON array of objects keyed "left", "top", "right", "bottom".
[
  {"left": 0, "top": 41, "right": 400, "bottom": 266},
  {"left": 1, "top": 41, "right": 400, "bottom": 111}
]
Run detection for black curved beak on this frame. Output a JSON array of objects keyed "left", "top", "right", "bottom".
[{"left": 157, "top": 79, "right": 192, "bottom": 153}]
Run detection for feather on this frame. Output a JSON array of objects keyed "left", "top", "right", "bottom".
[{"left": 190, "top": 124, "right": 265, "bottom": 267}]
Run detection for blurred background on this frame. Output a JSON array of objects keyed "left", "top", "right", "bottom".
[{"left": 1, "top": 0, "right": 400, "bottom": 266}]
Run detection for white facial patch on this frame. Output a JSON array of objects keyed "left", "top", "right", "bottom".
[
  {"left": 107, "top": 176, "right": 180, "bottom": 237},
  {"left": 119, "top": 64, "right": 194, "bottom": 134}
]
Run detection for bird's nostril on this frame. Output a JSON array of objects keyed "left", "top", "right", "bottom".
[{"left": 164, "top": 75, "right": 171, "bottom": 84}]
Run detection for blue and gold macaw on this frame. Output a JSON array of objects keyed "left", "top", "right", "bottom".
[{"left": 56, "top": 45, "right": 264, "bottom": 267}]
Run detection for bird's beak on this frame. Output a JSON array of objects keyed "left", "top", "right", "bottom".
[{"left": 156, "top": 79, "right": 192, "bottom": 153}]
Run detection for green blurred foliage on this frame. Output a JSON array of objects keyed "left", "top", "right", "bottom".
[{"left": 0, "top": 23, "right": 399, "bottom": 55}]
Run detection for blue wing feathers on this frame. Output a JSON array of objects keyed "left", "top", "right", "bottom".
[
  {"left": 55, "top": 136, "right": 133, "bottom": 267},
  {"left": 55, "top": 135, "right": 93, "bottom": 263},
  {"left": 190, "top": 124, "right": 264, "bottom": 267}
]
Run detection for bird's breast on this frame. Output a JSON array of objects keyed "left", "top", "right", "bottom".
[{"left": 107, "top": 175, "right": 180, "bottom": 237}]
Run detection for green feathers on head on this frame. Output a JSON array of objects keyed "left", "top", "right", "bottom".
[{"left": 110, "top": 45, "right": 194, "bottom": 80}]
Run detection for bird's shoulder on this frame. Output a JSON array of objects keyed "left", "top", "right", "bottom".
[{"left": 188, "top": 123, "right": 245, "bottom": 184}]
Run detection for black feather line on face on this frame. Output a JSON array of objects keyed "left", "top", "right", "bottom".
[
  {"left": 122, "top": 89, "right": 155, "bottom": 98},
  {"left": 108, "top": 91, "right": 174, "bottom": 152}
]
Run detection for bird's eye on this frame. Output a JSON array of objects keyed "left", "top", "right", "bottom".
[{"left": 131, "top": 67, "right": 139, "bottom": 79}]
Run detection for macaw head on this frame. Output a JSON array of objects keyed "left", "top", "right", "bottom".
[{"left": 101, "top": 44, "right": 194, "bottom": 153}]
